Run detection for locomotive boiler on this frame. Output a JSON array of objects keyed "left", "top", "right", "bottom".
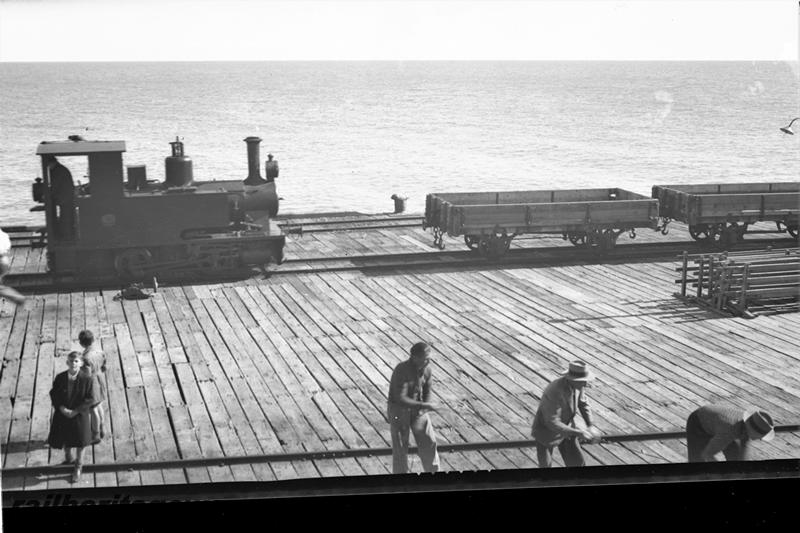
[{"left": 32, "top": 136, "right": 285, "bottom": 282}]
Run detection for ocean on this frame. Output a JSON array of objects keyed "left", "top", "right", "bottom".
[{"left": 0, "top": 61, "right": 797, "bottom": 226}]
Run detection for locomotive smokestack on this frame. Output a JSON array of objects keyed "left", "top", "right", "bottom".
[{"left": 243, "top": 136, "right": 267, "bottom": 185}]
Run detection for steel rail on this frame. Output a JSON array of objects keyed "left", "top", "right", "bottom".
[
  {"left": 3, "top": 425, "right": 798, "bottom": 477},
  {"left": 277, "top": 215, "right": 423, "bottom": 226},
  {"left": 4, "top": 238, "right": 798, "bottom": 293},
  {"left": 282, "top": 222, "right": 423, "bottom": 233}
]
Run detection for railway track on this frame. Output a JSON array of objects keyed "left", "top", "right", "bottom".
[{"left": 4, "top": 236, "right": 797, "bottom": 294}]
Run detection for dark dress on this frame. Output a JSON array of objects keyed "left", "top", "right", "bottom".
[{"left": 47, "top": 369, "right": 97, "bottom": 448}]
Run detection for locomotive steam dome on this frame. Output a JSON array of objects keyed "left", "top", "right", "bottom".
[{"left": 165, "top": 137, "right": 193, "bottom": 187}]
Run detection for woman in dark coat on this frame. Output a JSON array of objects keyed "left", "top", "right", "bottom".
[{"left": 48, "top": 350, "right": 97, "bottom": 483}]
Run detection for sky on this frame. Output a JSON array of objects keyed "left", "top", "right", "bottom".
[{"left": 0, "top": 0, "right": 797, "bottom": 62}]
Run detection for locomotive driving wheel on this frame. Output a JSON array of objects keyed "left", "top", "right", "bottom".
[{"left": 114, "top": 248, "right": 153, "bottom": 278}]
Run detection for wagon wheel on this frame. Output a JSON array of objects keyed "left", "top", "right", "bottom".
[
  {"left": 712, "top": 224, "right": 739, "bottom": 250},
  {"left": 114, "top": 248, "right": 153, "bottom": 278},
  {"left": 464, "top": 235, "right": 480, "bottom": 250},
  {"left": 779, "top": 221, "right": 799, "bottom": 239},
  {"left": 688, "top": 224, "right": 713, "bottom": 242},
  {"left": 599, "top": 229, "right": 619, "bottom": 254},
  {"left": 567, "top": 232, "right": 586, "bottom": 246},
  {"left": 583, "top": 229, "right": 601, "bottom": 253},
  {"left": 736, "top": 223, "right": 749, "bottom": 239},
  {"left": 476, "top": 235, "right": 511, "bottom": 260}
]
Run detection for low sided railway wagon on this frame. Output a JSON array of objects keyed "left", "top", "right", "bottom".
[
  {"left": 652, "top": 182, "right": 800, "bottom": 248},
  {"left": 423, "top": 188, "right": 663, "bottom": 259}
]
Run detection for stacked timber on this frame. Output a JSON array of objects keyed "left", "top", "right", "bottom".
[{"left": 676, "top": 248, "right": 800, "bottom": 317}]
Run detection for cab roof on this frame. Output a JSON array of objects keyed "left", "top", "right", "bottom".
[{"left": 37, "top": 140, "right": 126, "bottom": 156}]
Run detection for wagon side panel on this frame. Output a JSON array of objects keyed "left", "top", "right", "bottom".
[
  {"left": 454, "top": 204, "right": 529, "bottom": 236},
  {"left": 693, "top": 192, "right": 800, "bottom": 224}
]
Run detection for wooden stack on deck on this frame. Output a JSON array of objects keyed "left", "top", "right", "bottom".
[{"left": 677, "top": 248, "right": 800, "bottom": 317}]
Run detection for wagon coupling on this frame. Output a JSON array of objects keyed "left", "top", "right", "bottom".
[
  {"left": 432, "top": 227, "right": 446, "bottom": 250},
  {"left": 656, "top": 217, "right": 672, "bottom": 235}
]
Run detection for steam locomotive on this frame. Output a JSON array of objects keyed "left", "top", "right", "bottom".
[{"left": 31, "top": 135, "right": 285, "bottom": 282}]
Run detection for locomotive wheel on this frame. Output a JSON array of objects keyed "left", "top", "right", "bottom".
[
  {"left": 114, "top": 248, "right": 153, "bottom": 278},
  {"left": 464, "top": 235, "right": 480, "bottom": 250},
  {"left": 567, "top": 232, "right": 586, "bottom": 246},
  {"left": 688, "top": 224, "right": 713, "bottom": 242}
]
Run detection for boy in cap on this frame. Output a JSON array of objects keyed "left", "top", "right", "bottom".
[
  {"left": 531, "top": 360, "right": 600, "bottom": 468},
  {"left": 685, "top": 404, "right": 775, "bottom": 462},
  {"left": 387, "top": 341, "right": 440, "bottom": 474}
]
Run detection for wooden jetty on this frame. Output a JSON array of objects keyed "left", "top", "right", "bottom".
[{"left": 1, "top": 214, "right": 799, "bottom": 492}]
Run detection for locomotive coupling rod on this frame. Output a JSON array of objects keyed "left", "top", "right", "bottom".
[{"left": 3, "top": 424, "right": 798, "bottom": 477}]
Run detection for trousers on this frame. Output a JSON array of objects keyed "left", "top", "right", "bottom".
[
  {"left": 536, "top": 438, "right": 585, "bottom": 468},
  {"left": 388, "top": 406, "right": 439, "bottom": 474}
]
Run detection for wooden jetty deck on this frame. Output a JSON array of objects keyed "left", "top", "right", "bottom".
[{"left": 1, "top": 214, "right": 799, "bottom": 491}]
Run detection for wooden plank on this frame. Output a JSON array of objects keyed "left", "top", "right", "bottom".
[
  {"left": 198, "top": 297, "right": 312, "bottom": 473},
  {"left": 126, "top": 386, "right": 165, "bottom": 485},
  {"left": 102, "top": 336, "right": 141, "bottom": 487},
  {"left": 140, "top": 312, "right": 184, "bottom": 409},
  {"left": 113, "top": 323, "right": 143, "bottom": 389},
  {"left": 23, "top": 341, "right": 55, "bottom": 490},
  {"left": 122, "top": 299, "right": 151, "bottom": 353},
  {"left": 196, "top": 380, "right": 258, "bottom": 482},
  {"left": 167, "top": 405, "right": 212, "bottom": 484},
  {"left": 150, "top": 293, "right": 187, "bottom": 364}
]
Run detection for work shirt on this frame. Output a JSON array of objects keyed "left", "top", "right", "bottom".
[
  {"left": 0, "top": 229, "right": 10, "bottom": 256},
  {"left": 0, "top": 229, "right": 10, "bottom": 277},
  {"left": 532, "top": 377, "right": 593, "bottom": 446},
  {"left": 387, "top": 359, "right": 432, "bottom": 418},
  {"left": 693, "top": 404, "right": 751, "bottom": 460}
]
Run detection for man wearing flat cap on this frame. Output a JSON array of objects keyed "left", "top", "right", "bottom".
[
  {"left": 531, "top": 360, "right": 600, "bottom": 468},
  {"left": 685, "top": 404, "right": 775, "bottom": 462}
]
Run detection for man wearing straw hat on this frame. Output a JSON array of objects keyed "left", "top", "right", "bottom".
[
  {"left": 531, "top": 360, "right": 600, "bottom": 468},
  {"left": 685, "top": 404, "right": 775, "bottom": 462}
]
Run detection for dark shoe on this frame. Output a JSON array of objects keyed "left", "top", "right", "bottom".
[{"left": 71, "top": 464, "right": 82, "bottom": 484}]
